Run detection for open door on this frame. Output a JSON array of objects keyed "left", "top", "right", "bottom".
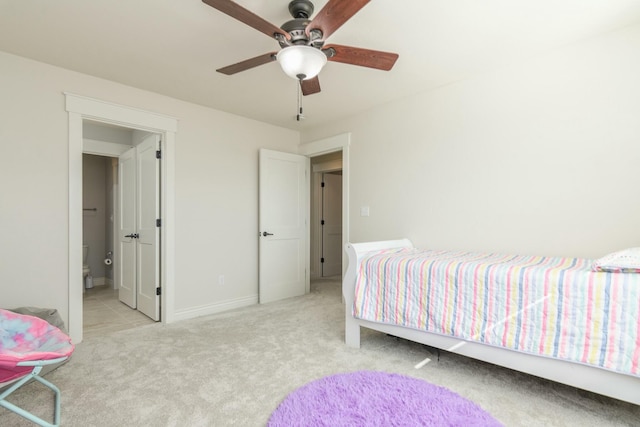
[
  {"left": 136, "top": 135, "right": 161, "bottom": 321},
  {"left": 259, "top": 149, "right": 309, "bottom": 304},
  {"left": 321, "top": 172, "right": 342, "bottom": 276},
  {"left": 117, "top": 135, "right": 161, "bottom": 321},
  {"left": 118, "top": 147, "right": 137, "bottom": 308}
]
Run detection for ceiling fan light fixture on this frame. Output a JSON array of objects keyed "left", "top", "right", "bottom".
[{"left": 276, "top": 45, "right": 327, "bottom": 80}]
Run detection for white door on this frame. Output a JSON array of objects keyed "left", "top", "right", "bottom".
[
  {"left": 321, "top": 172, "right": 342, "bottom": 277},
  {"left": 117, "top": 135, "right": 161, "bottom": 320},
  {"left": 259, "top": 149, "right": 309, "bottom": 304},
  {"left": 118, "top": 147, "right": 137, "bottom": 308},
  {"left": 136, "top": 135, "right": 161, "bottom": 321}
]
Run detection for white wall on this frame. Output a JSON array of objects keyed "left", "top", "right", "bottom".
[
  {"left": 302, "top": 23, "right": 640, "bottom": 259},
  {"left": 0, "top": 51, "right": 299, "bottom": 325}
]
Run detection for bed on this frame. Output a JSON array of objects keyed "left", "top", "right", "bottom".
[{"left": 343, "top": 239, "right": 640, "bottom": 405}]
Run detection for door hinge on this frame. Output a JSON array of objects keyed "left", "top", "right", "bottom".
[
  {"left": 321, "top": 219, "right": 325, "bottom": 225},
  {"left": 156, "top": 150, "right": 162, "bottom": 159},
  {"left": 156, "top": 287, "right": 161, "bottom": 296},
  {"left": 321, "top": 257, "right": 325, "bottom": 263},
  {"left": 321, "top": 181, "right": 325, "bottom": 187},
  {"left": 156, "top": 218, "right": 162, "bottom": 227}
]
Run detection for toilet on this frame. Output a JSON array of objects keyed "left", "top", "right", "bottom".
[{"left": 83, "top": 245, "right": 93, "bottom": 290}]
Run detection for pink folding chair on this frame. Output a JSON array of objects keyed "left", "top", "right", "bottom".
[{"left": 0, "top": 308, "right": 74, "bottom": 427}]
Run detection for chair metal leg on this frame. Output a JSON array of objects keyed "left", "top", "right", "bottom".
[{"left": 0, "top": 365, "right": 63, "bottom": 427}]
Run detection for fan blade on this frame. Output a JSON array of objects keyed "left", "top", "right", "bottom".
[
  {"left": 306, "top": 0, "right": 370, "bottom": 40},
  {"left": 217, "top": 52, "right": 277, "bottom": 75},
  {"left": 202, "top": 0, "right": 289, "bottom": 40},
  {"left": 300, "top": 76, "right": 321, "bottom": 96},
  {"left": 323, "top": 44, "right": 398, "bottom": 71}
]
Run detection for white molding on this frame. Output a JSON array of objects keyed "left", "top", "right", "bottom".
[
  {"left": 161, "top": 130, "right": 176, "bottom": 324},
  {"left": 66, "top": 93, "right": 178, "bottom": 343},
  {"left": 68, "top": 112, "right": 83, "bottom": 343},
  {"left": 172, "top": 295, "right": 258, "bottom": 322},
  {"left": 90, "top": 277, "right": 113, "bottom": 287},
  {"left": 65, "top": 93, "right": 178, "bottom": 132}
]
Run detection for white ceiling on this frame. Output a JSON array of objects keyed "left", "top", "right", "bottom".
[{"left": 2, "top": 0, "right": 640, "bottom": 130}]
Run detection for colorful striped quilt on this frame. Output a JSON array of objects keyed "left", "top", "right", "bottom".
[{"left": 353, "top": 248, "right": 640, "bottom": 377}]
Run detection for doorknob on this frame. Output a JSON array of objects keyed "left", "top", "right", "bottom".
[
  {"left": 262, "top": 231, "right": 274, "bottom": 237},
  {"left": 125, "top": 233, "right": 139, "bottom": 239}
]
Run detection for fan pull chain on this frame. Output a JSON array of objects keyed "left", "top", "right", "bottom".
[{"left": 296, "top": 80, "right": 305, "bottom": 121}]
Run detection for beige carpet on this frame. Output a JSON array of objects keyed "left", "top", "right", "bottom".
[{"left": 1, "top": 278, "right": 638, "bottom": 426}]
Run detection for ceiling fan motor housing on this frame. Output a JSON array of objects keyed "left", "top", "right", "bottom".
[
  {"left": 278, "top": 0, "right": 324, "bottom": 48},
  {"left": 280, "top": 19, "right": 314, "bottom": 46},
  {"left": 288, "top": 0, "right": 314, "bottom": 19}
]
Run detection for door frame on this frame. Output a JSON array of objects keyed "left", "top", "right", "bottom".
[
  {"left": 66, "top": 93, "right": 177, "bottom": 343},
  {"left": 299, "top": 133, "right": 350, "bottom": 277}
]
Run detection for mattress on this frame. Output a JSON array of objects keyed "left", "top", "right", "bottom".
[{"left": 353, "top": 248, "right": 640, "bottom": 376}]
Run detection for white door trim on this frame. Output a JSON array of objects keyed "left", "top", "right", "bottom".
[
  {"left": 298, "top": 133, "right": 350, "bottom": 277},
  {"left": 66, "top": 93, "right": 178, "bottom": 343}
]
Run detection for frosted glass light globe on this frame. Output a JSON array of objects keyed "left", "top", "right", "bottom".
[{"left": 276, "top": 46, "right": 327, "bottom": 80}]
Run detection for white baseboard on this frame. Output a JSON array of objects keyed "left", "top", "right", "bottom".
[
  {"left": 91, "top": 277, "right": 113, "bottom": 287},
  {"left": 173, "top": 294, "right": 258, "bottom": 322}
]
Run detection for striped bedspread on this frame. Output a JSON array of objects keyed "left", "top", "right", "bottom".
[{"left": 353, "top": 248, "right": 640, "bottom": 377}]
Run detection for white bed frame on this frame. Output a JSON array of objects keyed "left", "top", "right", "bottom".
[{"left": 343, "top": 239, "right": 640, "bottom": 405}]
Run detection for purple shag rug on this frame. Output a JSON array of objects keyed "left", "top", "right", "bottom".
[{"left": 268, "top": 371, "right": 503, "bottom": 426}]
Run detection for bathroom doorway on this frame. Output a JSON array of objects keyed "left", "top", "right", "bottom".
[
  {"left": 310, "top": 151, "right": 343, "bottom": 280},
  {"left": 67, "top": 93, "right": 177, "bottom": 344},
  {"left": 81, "top": 121, "right": 158, "bottom": 338}
]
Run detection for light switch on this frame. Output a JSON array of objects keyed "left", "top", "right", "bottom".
[{"left": 360, "top": 206, "right": 370, "bottom": 217}]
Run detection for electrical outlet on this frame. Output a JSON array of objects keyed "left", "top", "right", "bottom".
[{"left": 218, "top": 275, "right": 225, "bottom": 285}]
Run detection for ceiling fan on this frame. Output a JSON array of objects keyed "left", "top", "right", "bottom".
[{"left": 202, "top": 0, "right": 399, "bottom": 96}]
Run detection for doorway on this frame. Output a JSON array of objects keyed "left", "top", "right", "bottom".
[
  {"left": 310, "top": 151, "right": 343, "bottom": 279},
  {"left": 299, "top": 132, "right": 350, "bottom": 280},
  {"left": 82, "top": 122, "right": 159, "bottom": 337},
  {"left": 66, "top": 93, "right": 177, "bottom": 344},
  {"left": 257, "top": 133, "right": 350, "bottom": 305}
]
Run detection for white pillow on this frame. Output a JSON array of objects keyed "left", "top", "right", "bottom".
[{"left": 592, "top": 248, "right": 640, "bottom": 273}]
